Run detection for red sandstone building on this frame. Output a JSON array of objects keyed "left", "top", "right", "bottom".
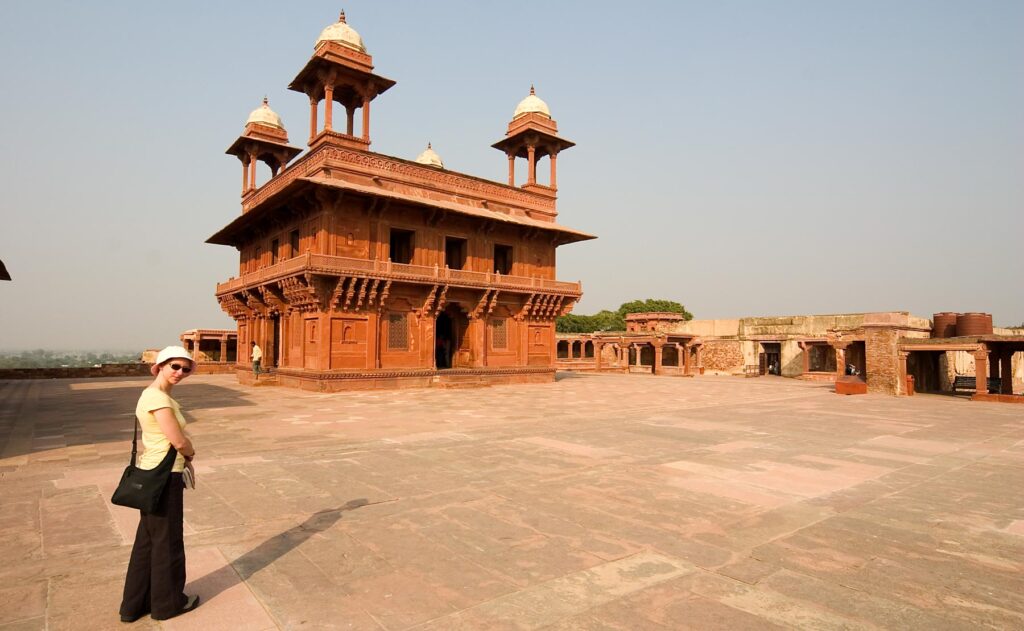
[{"left": 207, "top": 13, "right": 593, "bottom": 391}]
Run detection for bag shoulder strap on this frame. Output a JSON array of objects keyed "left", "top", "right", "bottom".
[{"left": 129, "top": 415, "right": 139, "bottom": 467}]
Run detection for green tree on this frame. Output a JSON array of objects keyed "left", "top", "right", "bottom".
[{"left": 556, "top": 299, "right": 691, "bottom": 333}]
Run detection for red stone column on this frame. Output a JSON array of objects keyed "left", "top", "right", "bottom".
[
  {"left": 241, "top": 158, "right": 249, "bottom": 194},
  {"left": 682, "top": 343, "right": 690, "bottom": 375},
  {"left": 898, "top": 351, "right": 909, "bottom": 395},
  {"left": 973, "top": 346, "right": 988, "bottom": 395},
  {"left": 308, "top": 96, "right": 318, "bottom": 141},
  {"left": 361, "top": 95, "right": 371, "bottom": 142},
  {"left": 696, "top": 345, "right": 703, "bottom": 374},
  {"left": 507, "top": 154, "right": 515, "bottom": 186},
  {"left": 653, "top": 343, "right": 663, "bottom": 375},
  {"left": 834, "top": 344, "right": 847, "bottom": 380},
  {"left": 799, "top": 342, "right": 809, "bottom": 375},
  {"left": 220, "top": 338, "right": 227, "bottom": 363},
  {"left": 550, "top": 152, "right": 558, "bottom": 188},
  {"left": 1000, "top": 348, "right": 1014, "bottom": 394},
  {"left": 248, "top": 154, "right": 257, "bottom": 192},
  {"left": 345, "top": 106, "right": 355, "bottom": 135},
  {"left": 594, "top": 342, "right": 603, "bottom": 370},
  {"left": 323, "top": 84, "right": 334, "bottom": 131},
  {"left": 527, "top": 145, "right": 536, "bottom": 185}
]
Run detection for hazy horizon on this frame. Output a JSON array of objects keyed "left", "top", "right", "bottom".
[{"left": 1, "top": 1, "right": 1021, "bottom": 349}]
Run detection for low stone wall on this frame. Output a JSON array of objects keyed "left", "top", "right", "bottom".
[{"left": 0, "top": 363, "right": 151, "bottom": 380}]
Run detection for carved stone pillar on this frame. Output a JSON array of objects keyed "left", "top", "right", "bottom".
[
  {"left": 898, "top": 351, "right": 909, "bottom": 395},
  {"left": 241, "top": 158, "right": 249, "bottom": 195},
  {"left": 550, "top": 152, "right": 558, "bottom": 188},
  {"left": 594, "top": 342, "right": 603, "bottom": 370},
  {"left": 346, "top": 105, "right": 355, "bottom": 135},
  {"left": 323, "top": 84, "right": 334, "bottom": 131},
  {"left": 834, "top": 344, "right": 848, "bottom": 380},
  {"left": 527, "top": 145, "right": 537, "bottom": 185},
  {"left": 653, "top": 343, "right": 663, "bottom": 375},
  {"left": 681, "top": 343, "right": 690, "bottom": 375},
  {"left": 507, "top": 154, "right": 515, "bottom": 186},
  {"left": 798, "top": 341, "right": 809, "bottom": 375},
  {"left": 308, "top": 95, "right": 318, "bottom": 141},
  {"left": 220, "top": 338, "right": 228, "bottom": 363},
  {"left": 248, "top": 153, "right": 257, "bottom": 192},
  {"left": 1000, "top": 348, "right": 1014, "bottom": 394},
  {"left": 973, "top": 346, "right": 989, "bottom": 395},
  {"left": 361, "top": 94, "right": 371, "bottom": 141}
]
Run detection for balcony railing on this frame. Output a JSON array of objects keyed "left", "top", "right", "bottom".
[{"left": 216, "top": 252, "right": 581, "bottom": 296}]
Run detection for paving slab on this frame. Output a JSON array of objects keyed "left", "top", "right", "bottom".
[{"left": 1, "top": 373, "right": 1022, "bottom": 629}]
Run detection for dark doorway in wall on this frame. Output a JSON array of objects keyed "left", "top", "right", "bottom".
[
  {"left": 846, "top": 341, "right": 867, "bottom": 377},
  {"left": 289, "top": 229, "right": 300, "bottom": 257},
  {"left": 271, "top": 239, "right": 279, "bottom": 264},
  {"left": 761, "top": 343, "right": 781, "bottom": 375},
  {"left": 271, "top": 314, "right": 281, "bottom": 369},
  {"left": 390, "top": 228, "right": 415, "bottom": 264},
  {"left": 493, "top": 244, "right": 513, "bottom": 274},
  {"left": 557, "top": 340, "right": 569, "bottom": 359},
  {"left": 445, "top": 237, "right": 467, "bottom": 270},
  {"left": 435, "top": 305, "right": 468, "bottom": 369}
]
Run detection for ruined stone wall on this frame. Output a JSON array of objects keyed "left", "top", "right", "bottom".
[
  {"left": 0, "top": 363, "right": 151, "bottom": 380},
  {"left": 865, "top": 328, "right": 900, "bottom": 395},
  {"left": 702, "top": 340, "right": 744, "bottom": 374}
]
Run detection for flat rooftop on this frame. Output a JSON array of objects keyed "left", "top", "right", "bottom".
[{"left": 1, "top": 373, "right": 1022, "bottom": 629}]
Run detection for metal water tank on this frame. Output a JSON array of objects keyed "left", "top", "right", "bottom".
[
  {"left": 955, "top": 312, "right": 993, "bottom": 336},
  {"left": 931, "top": 312, "right": 958, "bottom": 338}
]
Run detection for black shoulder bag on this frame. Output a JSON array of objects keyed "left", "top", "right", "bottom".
[{"left": 111, "top": 416, "right": 177, "bottom": 513}]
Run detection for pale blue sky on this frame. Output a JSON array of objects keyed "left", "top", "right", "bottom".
[{"left": 1, "top": 1, "right": 1021, "bottom": 350}]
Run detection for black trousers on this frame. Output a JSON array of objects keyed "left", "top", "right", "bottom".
[{"left": 120, "top": 473, "right": 187, "bottom": 619}]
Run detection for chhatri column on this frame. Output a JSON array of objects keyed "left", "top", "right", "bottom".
[
  {"left": 323, "top": 84, "right": 334, "bottom": 131},
  {"left": 527, "top": 145, "right": 537, "bottom": 185},
  {"left": 345, "top": 105, "right": 355, "bottom": 135},
  {"left": 308, "top": 95, "right": 318, "bottom": 141},
  {"left": 507, "top": 154, "right": 515, "bottom": 186},
  {"left": 973, "top": 346, "right": 988, "bottom": 396},
  {"left": 549, "top": 152, "right": 558, "bottom": 188},
  {"left": 361, "top": 93, "right": 371, "bottom": 142},
  {"left": 247, "top": 152, "right": 257, "bottom": 192},
  {"left": 241, "top": 157, "right": 249, "bottom": 195}
]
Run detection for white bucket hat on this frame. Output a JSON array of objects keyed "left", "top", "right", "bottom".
[{"left": 151, "top": 345, "right": 194, "bottom": 376}]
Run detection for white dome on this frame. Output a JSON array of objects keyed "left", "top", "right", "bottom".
[
  {"left": 513, "top": 85, "right": 551, "bottom": 119},
  {"left": 414, "top": 143, "right": 444, "bottom": 168},
  {"left": 315, "top": 11, "right": 366, "bottom": 52},
  {"left": 246, "top": 97, "right": 284, "bottom": 130}
]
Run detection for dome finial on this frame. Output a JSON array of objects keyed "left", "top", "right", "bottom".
[
  {"left": 262, "top": 95, "right": 269, "bottom": 106},
  {"left": 339, "top": 10, "right": 346, "bottom": 23},
  {"left": 530, "top": 84, "right": 536, "bottom": 95},
  {"left": 427, "top": 142, "right": 432, "bottom": 149}
]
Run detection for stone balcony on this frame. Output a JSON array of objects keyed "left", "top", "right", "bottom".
[{"left": 215, "top": 252, "right": 582, "bottom": 299}]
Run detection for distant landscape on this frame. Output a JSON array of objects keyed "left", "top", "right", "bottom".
[{"left": 0, "top": 349, "right": 143, "bottom": 369}]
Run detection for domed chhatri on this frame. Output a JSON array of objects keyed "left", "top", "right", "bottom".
[
  {"left": 316, "top": 10, "right": 366, "bottom": 52},
  {"left": 246, "top": 97, "right": 285, "bottom": 130},
  {"left": 414, "top": 142, "right": 444, "bottom": 169},
  {"left": 513, "top": 85, "right": 551, "bottom": 119}
]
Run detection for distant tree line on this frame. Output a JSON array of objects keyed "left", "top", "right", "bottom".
[
  {"left": 556, "top": 299, "right": 693, "bottom": 333},
  {"left": 0, "top": 349, "right": 142, "bottom": 369}
]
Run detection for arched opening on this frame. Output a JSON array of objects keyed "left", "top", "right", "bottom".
[
  {"left": 640, "top": 345, "right": 655, "bottom": 366},
  {"left": 663, "top": 345, "right": 678, "bottom": 367},
  {"left": 557, "top": 340, "right": 570, "bottom": 359},
  {"left": 584, "top": 341, "right": 594, "bottom": 358}
]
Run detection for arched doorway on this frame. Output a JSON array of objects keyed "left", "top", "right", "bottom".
[{"left": 435, "top": 304, "right": 468, "bottom": 369}]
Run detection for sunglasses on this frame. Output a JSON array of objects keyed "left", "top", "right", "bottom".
[{"left": 168, "top": 363, "right": 193, "bottom": 374}]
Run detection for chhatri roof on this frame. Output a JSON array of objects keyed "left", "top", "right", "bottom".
[
  {"left": 413, "top": 143, "right": 444, "bottom": 168},
  {"left": 513, "top": 86, "right": 551, "bottom": 119},
  {"left": 315, "top": 10, "right": 366, "bottom": 52},
  {"left": 245, "top": 97, "right": 285, "bottom": 130}
]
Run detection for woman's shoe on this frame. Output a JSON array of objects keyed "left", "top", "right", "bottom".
[
  {"left": 119, "top": 610, "right": 148, "bottom": 623},
  {"left": 151, "top": 595, "right": 200, "bottom": 621}
]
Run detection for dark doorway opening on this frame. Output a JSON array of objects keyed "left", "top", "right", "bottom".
[
  {"left": 761, "top": 343, "right": 781, "bottom": 375},
  {"left": 389, "top": 228, "right": 415, "bottom": 264},
  {"left": 493, "top": 244, "right": 513, "bottom": 274},
  {"left": 445, "top": 237, "right": 467, "bottom": 270},
  {"left": 435, "top": 305, "right": 468, "bottom": 369},
  {"left": 271, "top": 314, "right": 281, "bottom": 369}
]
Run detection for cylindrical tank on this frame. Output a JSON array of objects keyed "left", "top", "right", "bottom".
[
  {"left": 931, "top": 312, "right": 958, "bottom": 338},
  {"left": 955, "top": 312, "right": 993, "bottom": 336}
]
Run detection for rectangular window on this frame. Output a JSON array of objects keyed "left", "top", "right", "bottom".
[
  {"left": 493, "top": 244, "right": 513, "bottom": 275},
  {"left": 289, "top": 230, "right": 300, "bottom": 257},
  {"left": 254, "top": 246, "right": 262, "bottom": 269},
  {"left": 389, "top": 228, "right": 415, "bottom": 264},
  {"left": 445, "top": 236, "right": 467, "bottom": 270},
  {"left": 271, "top": 239, "right": 279, "bottom": 264},
  {"left": 492, "top": 318, "right": 508, "bottom": 349},
  {"left": 387, "top": 313, "right": 408, "bottom": 350}
]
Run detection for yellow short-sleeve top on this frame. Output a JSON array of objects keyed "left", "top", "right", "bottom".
[{"left": 135, "top": 386, "right": 187, "bottom": 473}]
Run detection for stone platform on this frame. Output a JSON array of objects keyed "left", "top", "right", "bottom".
[{"left": 1, "top": 373, "right": 1023, "bottom": 629}]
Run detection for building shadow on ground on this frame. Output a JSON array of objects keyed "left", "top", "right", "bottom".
[{"left": 187, "top": 499, "right": 369, "bottom": 602}]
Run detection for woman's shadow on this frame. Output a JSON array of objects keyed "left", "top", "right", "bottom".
[{"left": 188, "top": 498, "right": 369, "bottom": 602}]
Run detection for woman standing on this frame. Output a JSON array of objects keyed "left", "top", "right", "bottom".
[{"left": 119, "top": 346, "right": 200, "bottom": 622}]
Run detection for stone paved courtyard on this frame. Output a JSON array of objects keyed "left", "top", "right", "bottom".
[{"left": 1, "top": 373, "right": 1023, "bottom": 630}]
